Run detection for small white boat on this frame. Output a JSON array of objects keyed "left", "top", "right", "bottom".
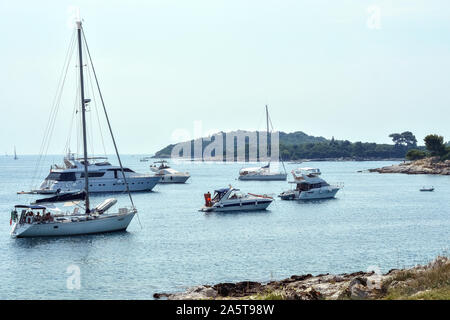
[
  {"left": 420, "top": 186, "right": 434, "bottom": 192},
  {"left": 201, "top": 187, "right": 273, "bottom": 212},
  {"left": 150, "top": 160, "right": 190, "bottom": 184},
  {"left": 239, "top": 163, "right": 287, "bottom": 181},
  {"left": 279, "top": 168, "right": 340, "bottom": 200}
]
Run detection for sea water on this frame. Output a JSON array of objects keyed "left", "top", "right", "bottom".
[{"left": 0, "top": 155, "right": 448, "bottom": 299}]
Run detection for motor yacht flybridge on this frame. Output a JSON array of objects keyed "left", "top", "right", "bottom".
[
  {"left": 10, "top": 20, "right": 137, "bottom": 237},
  {"left": 150, "top": 160, "right": 190, "bottom": 183},
  {"left": 32, "top": 152, "right": 159, "bottom": 194},
  {"left": 278, "top": 168, "right": 340, "bottom": 200},
  {"left": 238, "top": 105, "right": 287, "bottom": 181}
]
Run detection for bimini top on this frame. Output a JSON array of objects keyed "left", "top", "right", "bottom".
[{"left": 214, "top": 188, "right": 231, "bottom": 194}]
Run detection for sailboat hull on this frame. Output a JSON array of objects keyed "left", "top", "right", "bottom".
[{"left": 11, "top": 212, "right": 135, "bottom": 238}]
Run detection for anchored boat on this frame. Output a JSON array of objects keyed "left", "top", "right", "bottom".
[
  {"left": 278, "top": 168, "right": 340, "bottom": 200},
  {"left": 150, "top": 160, "right": 190, "bottom": 183},
  {"left": 32, "top": 153, "right": 159, "bottom": 194},
  {"left": 201, "top": 187, "right": 273, "bottom": 212},
  {"left": 238, "top": 105, "right": 287, "bottom": 181},
  {"left": 10, "top": 20, "right": 137, "bottom": 237}
]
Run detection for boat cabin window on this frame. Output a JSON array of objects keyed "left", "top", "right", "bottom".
[
  {"left": 45, "top": 172, "right": 76, "bottom": 181},
  {"left": 296, "top": 182, "right": 325, "bottom": 191},
  {"left": 80, "top": 172, "right": 106, "bottom": 178}
]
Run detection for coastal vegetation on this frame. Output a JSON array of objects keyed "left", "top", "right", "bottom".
[
  {"left": 405, "top": 134, "right": 450, "bottom": 161},
  {"left": 153, "top": 131, "right": 420, "bottom": 160}
]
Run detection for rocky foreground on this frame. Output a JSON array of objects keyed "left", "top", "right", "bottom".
[
  {"left": 369, "top": 157, "right": 450, "bottom": 175},
  {"left": 154, "top": 256, "right": 450, "bottom": 300}
]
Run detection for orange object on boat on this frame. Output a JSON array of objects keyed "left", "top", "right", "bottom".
[{"left": 204, "top": 192, "right": 212, "bottom": 207}]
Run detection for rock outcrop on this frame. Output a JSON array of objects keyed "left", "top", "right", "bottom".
[
  {"left": 369, "top": 157, "right": 450, "bottom": 175},
  {"left": 153, "top": 257, "right": 450, "bottom": 300}
]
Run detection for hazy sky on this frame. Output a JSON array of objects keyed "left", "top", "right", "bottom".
[{"left": 1, "top": 0, "right": 449, "bottom": 155}]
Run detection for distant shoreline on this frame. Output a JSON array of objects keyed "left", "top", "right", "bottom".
[
  {"left": 369, "top": 157, "right": 450, "bottom": 175},
  {"left": 149, "top": 157, "right": 405, "bottom": 162}
]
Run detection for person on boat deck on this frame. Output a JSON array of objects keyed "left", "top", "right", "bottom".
[
  {"left": 46, "top": 213, "right": 53, "bottom": 222},
  {"left": 35, "top": 212, "right": 41, "bottom": 222}
]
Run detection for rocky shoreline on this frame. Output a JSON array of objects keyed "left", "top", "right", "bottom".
[
  {"left": 369, "top": 157, "right": 450, "bottom": 175},
  {"left": 154, "top": 256, "right": 450, "bottom": 300}
]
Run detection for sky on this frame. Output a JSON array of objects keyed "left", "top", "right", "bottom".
[{"left": 1, "top": 0, "right": 450, "bottom": 155}]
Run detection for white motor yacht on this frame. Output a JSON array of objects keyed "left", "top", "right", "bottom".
[
  {"left": 239, "top": 163, "right": 287, "bottom": 181},
  {"left": 33, "top": 153, "right": 160, "bottom": 194},
  {"left": 150, "top": 160, "right": 190, "bottom": 183},
  {"left": 201, "top": 187, "right": 273, "bottom": 212},
  {"left": 278, "top": 168, "right": 340, "bottom": 200}
]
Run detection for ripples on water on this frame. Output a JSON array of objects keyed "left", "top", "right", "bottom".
[{"left": 0, "top": 155, "right": 449, "bottom": 299}]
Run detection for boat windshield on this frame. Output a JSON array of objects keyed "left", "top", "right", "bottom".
[{"left": 227, "top": 191, "right": 243, "bottom": 200}]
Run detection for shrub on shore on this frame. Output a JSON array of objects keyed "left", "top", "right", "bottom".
[
  {"left": 383, "top": 257, "right": 450, "bottom": 300},
  {"left": 406, "top": 149, "right": 427, "bottom": 160}
]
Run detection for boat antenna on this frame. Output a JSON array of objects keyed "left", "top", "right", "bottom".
[
  {"left": 81, "top": 27, "right": 136, "bottom": 212},
  {"left": 265, "top": 104, "right": 270, "bottom": 161},
  {"left": 76, "top": 20, "right": 90, "bottom": 213}
]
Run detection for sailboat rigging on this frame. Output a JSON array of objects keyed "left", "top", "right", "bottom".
[
  {"left": 238, "top": 105, "right": 287, "bottom": 181},
  {"left": 10, "top": 20, "right": 137, "bottom": 238}
]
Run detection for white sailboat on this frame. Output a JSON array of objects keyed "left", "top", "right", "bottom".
[
  {"left": 238, "top": 105, "right": 287, "bottom": 181},
  {"left": 10, "top": 20, "right": 137, "bottom": 238}
]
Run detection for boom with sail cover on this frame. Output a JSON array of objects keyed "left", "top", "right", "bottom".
[{"left": 33, "top": 191, "right": 86, "bottom": 204}]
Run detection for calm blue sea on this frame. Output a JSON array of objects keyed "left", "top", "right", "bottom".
[{"left": 0, "top": 155, "right": 449, "bottom": 299}]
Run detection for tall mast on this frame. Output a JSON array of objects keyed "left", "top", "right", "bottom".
[
  {"left": 265, "top": 105, "right": 269, "bottom": 160},
  {"left": 76, "top": 21, "right": 90, "bottom": 213}
]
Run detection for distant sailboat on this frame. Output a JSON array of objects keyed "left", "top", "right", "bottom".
[
  {"left": 14, "top": 146, "right": 18, "bottom": 160},
  {"left": 238, "top": 105, "right": 287, "bottom": 181}
]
